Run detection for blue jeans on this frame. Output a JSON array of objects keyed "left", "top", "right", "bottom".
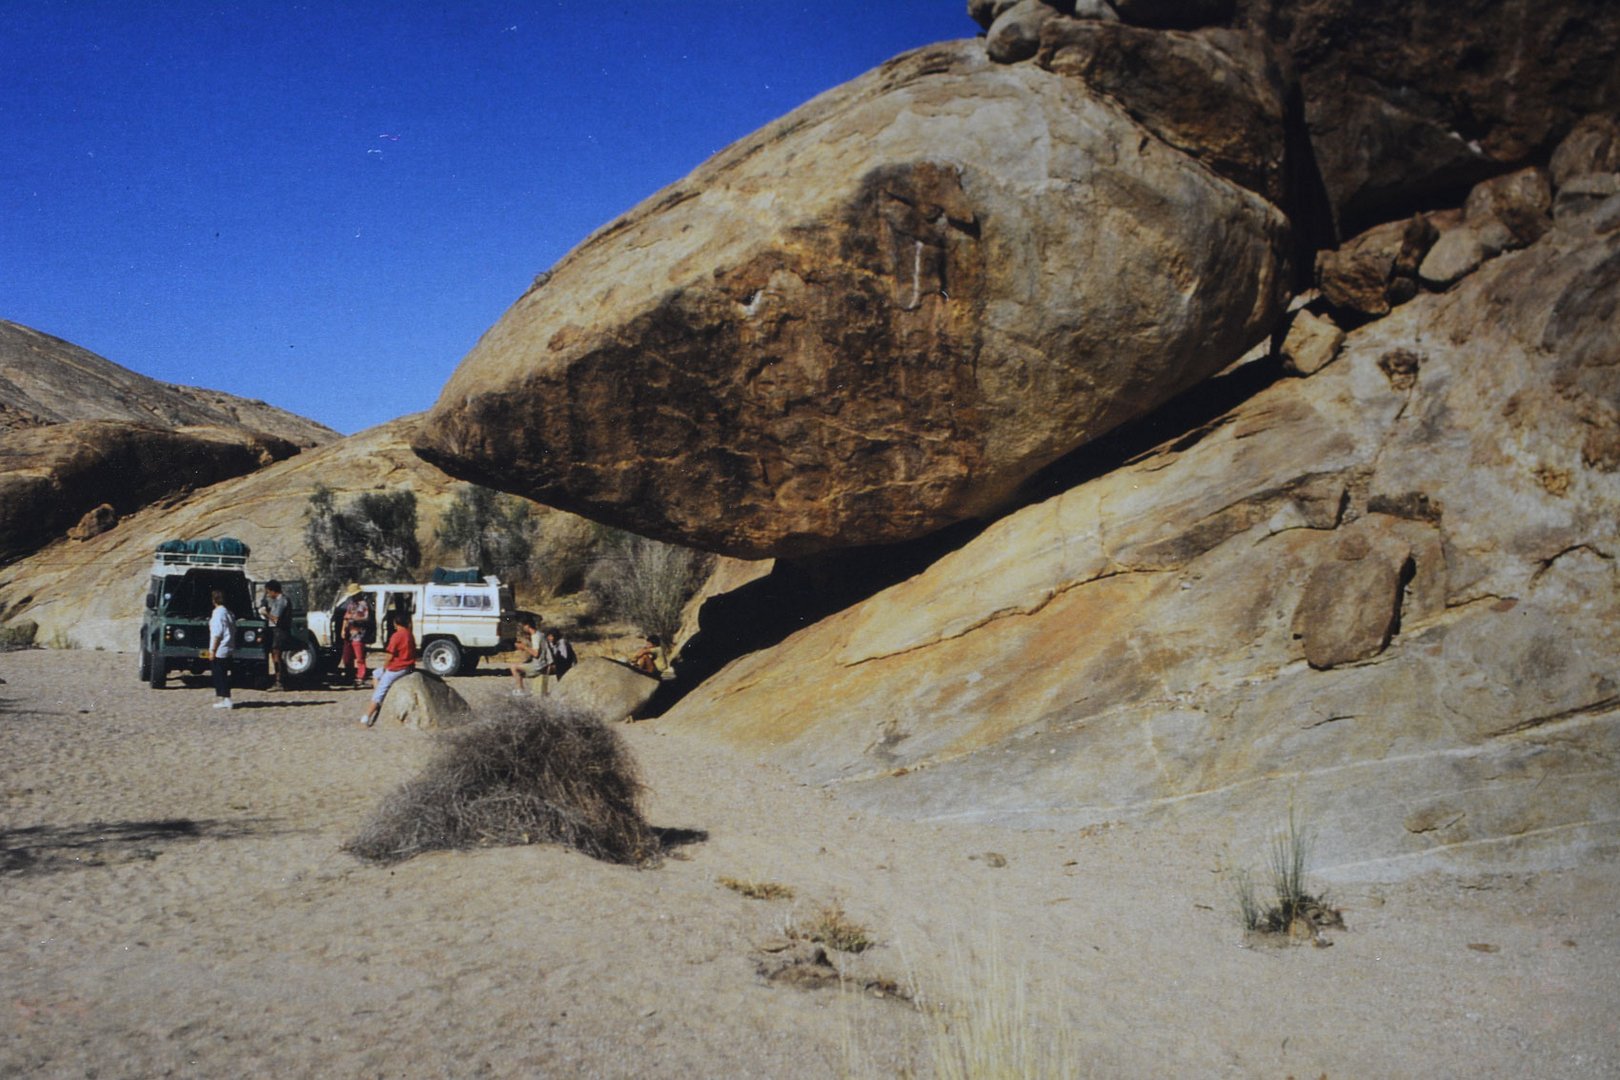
[
  {"left": 370, "top": 666, "right": 411, "bottom": 704},
  {"left": 212, "top": 655, "right": 233, "bottom": 698}
]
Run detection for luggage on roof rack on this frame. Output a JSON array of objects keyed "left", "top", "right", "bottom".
[
  {"left": 152, "top": 537, "right": 251, "bottom": 567},
  {"left": 155, "top": 537, "right": 251, "bottom": 558},
  {"left": 430, "top": 566, "right": 482, "bottom": 584}
]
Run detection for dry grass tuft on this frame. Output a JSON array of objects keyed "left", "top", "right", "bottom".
[
  {"left": 795, "top": 901, "right": 874, "bottom": 954},
  {"left": 719, "top": 875, "right": 795, "bottom": 901},
  {"left": 1233, "top": 807, "right": 1345, "bottom": 943},
  {"left": 926, "top": 934, "right": 1085, "bottom": 1079},
  {"left": 345, "top": 698, "right": 659, "bottom": 865}
]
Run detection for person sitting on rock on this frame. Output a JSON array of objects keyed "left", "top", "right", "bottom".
[
  {"left": 508, "top": 615, "right": 554, "bottom": 696},
  {"left": 629, "top": 634, "right": 664, "bottom": 677},
  {"left": 545, "top": 629, "right": 575, "bottom": 680},
  {"left": 360, "top": 610, "right": 417, "bottom": 728}
]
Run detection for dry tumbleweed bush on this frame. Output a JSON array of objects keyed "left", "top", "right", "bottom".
[{"left": 345, "top": 698, "right": 659, "bottom": 865}]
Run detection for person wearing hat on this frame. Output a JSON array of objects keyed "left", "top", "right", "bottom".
[{"left": 337, "top": 585, "right": 372, "bottom": 687}]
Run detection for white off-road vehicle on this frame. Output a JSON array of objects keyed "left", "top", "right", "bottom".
[{"left": 305, "top": 571, "right": 525, "bottom": 677}]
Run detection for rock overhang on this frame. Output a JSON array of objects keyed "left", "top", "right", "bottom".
[{"left": 414, "top": 38, "right": 1293, "bottom": 558}]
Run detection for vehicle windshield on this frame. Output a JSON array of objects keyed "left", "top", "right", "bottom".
[{"left": 158, "top": 571, "right": 256, "bottom": 618}]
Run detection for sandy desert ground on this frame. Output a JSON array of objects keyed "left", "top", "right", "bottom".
[{"left": 2, "top": 647, "right": 1616, "bottom": 1078}]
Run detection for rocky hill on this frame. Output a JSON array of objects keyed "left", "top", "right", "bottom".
[
  {"left": 0, "top": 320, "right": 339, "bottom": 565},
  {"left": 410, "top": 2, "right": 1618, "bottom": 876},
  {"left": 0, "top": 418, "right": 452, "bottom": 651},
  {"left": 0, "top": 320, "right": 335, "bottom": 445}
]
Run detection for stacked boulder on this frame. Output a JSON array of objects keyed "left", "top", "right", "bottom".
[
  {"left": 412, "top": 6, "right": 1619, "bottom": 876},
  {"left": 415, "top": 35, "right": 1292, "bottom": 558}
]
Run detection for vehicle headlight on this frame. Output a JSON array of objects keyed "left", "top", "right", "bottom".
[
  {"left": 242, "top": 629, "right": 258, "bottom": 644},
  {"left": 172, "top": 628, "right": 186, "bottom": 642}
]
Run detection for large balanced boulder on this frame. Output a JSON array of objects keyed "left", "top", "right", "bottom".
[
  {"left": 662, "top": 211, "right": 1620, "bottom": 879},
  {"left": 415, "top": 40, "right": 1291, "bottom": 559}
]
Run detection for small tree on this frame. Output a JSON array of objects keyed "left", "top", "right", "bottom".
[
  {"left": 304, "top": 484, "right": 422, "bottom": 600},
  {"left": 586, "top": 529, "right": 713, "bottom": 643},
  {"left": 434, "top": 484, "right": 536, "bottom": 580}
]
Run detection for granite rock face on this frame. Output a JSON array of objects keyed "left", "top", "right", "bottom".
[
  {"left": 1034, "top": 20, "right": 1288, "bottom": 203},
  {"left": 662, "top": 216, "right": 1620, "bottom": 879},
  {"left": 0, "top": 421, "right": 300, "bottom": 564},
  {"left": 0, "top": 320, "right": 335, "bottom": 446},
  {"left": 0, "top": 320, "right": 337, "bottom": 565},
  {"left": 975, "top": 1, "right": 1619, "bottom": 237},
  {"left": 415, "top": 40, "right": 1291, "bottom": 559},
  {"left": 1239, "top": 0, "right": 1620, "bottom": 234}
]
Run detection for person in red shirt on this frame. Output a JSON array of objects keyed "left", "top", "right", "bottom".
[{"left": 360, "top": 610, "right": 418, "bottom": 728}]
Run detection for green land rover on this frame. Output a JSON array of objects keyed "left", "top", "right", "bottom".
[{"left": 138, "top": 538, "right": 314, "bottom": 688}]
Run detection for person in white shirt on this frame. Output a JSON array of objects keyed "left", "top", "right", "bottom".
[{"left": 208, "top": 589, "right": 237, "bottom": 710}]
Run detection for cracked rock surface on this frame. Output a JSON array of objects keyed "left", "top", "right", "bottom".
[
  {"left": 414, "top": 39, "right": 1290, "bottom": 559},
  {"left": 660, "top": 209, "right": 1620, "bottom": 879}
]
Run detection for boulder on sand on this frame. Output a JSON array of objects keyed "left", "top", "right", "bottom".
[
  {"left": 415, "top": 40, "right": 1290, "bottom": 559},
  {"left": 375, "top": 671, "right": 470, "bottom": 731},
  {"left": 551, "top": 657, "right": 661, "bottom": 722}
]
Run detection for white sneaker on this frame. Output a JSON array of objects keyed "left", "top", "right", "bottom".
[
  {"left": 213, "top": 699, "right": 234, "bottom": 710},
  {"left": 510, "top": 689, "right": 529, "bottom": 698},
  {"left": 359, "top": 714, "right": 375, "bottom": 727}
]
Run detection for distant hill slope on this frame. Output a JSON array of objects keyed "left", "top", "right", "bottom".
[
  {"left": 0, "top": 319, "right": 337, "bottom": 447},
  {"left": 0, "top": 413, "right": 684, "bottom": 659},
  {"left": 0, "top": 418, "right": 447, "bottom": 650}
]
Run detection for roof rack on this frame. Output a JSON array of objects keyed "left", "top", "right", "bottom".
[{"left": 152, "top": 550, "right": 249, "bottom": 569}]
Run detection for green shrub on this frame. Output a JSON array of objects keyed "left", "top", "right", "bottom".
[
  {"left": 434, "top": 484, "right": 537, "bottom": 581},
  {"left": 586, "top": 528, "right": 713, "bottom": 642},
  {"left": 303, "top": 485, "right": 421, "bottom": 599},
  {"left": 0, "top": 620, "right": 38, "bottom": 651},
  {"left": 719, "top": 876, "right": 795, "bottom": 900},
  {"left": 795, "top": 901, "right": 873, "bottom": 954},
  {"left": 1232, "top": 807, "right": 1344, "bottom": 940}
]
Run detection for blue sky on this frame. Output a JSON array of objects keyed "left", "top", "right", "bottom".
[{"left": 3, "top": 2, "right": 974, "bottom": 434}]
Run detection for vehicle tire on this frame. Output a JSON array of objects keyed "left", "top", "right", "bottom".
[
  {"left": 148, "top": 651, "right": 166, "bottom": 689},
  {"left": 284, "top": 643, "right": 316, "bottom": 679},
  {"left": 138, "top": 641, "right": 152, "bottom": 682},
  {"left": 422, "top": 638, "right": 463, "bottom": 677}
]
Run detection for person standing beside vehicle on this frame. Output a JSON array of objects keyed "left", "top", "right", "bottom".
[
  {"left": 261, "top": 580, "right": 291, "bottom": 691},
  {"left": 338, "top": 585, "right": 371, "bottom": 687},
  {"left": 360, "top": 610, "right": 417, "bottom": 727},
  {"left": 208, "top": 589, "right": 236, "bottom": 710}
]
